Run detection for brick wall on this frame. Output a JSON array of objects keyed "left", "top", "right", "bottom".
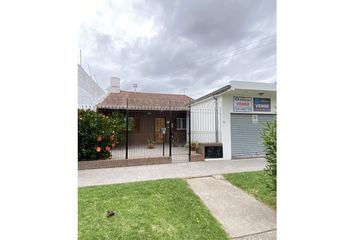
[
  {"left": 190, "top": 154, "right": 204, "bottom": 162},
  {"left": 78, "top": 157, "right": 172, "bottom": 170}
]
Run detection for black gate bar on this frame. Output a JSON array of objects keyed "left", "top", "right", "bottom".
[
  {"left": 125, "top": 99, "right": 129, "bottom": 159},
  {"left": 169, "top": 100, "right": 172, "bottom": 157},
  {"left": 188, "top": 101, "right": 191, "bottom": 162}
]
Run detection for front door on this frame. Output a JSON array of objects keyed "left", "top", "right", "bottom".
[{"left": 154, "top": 118, "right": 165, "bottom": 144}]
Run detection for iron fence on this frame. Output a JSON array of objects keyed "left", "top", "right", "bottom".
[{"left": 78, "top": 100, "right": 219, "bottom": 163}]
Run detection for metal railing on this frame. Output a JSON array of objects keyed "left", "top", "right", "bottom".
[{"left": 78, "top": 100, "right": 219, "bottom": 162}]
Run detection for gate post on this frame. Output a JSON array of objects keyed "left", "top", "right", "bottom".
[
  {"left": 188, "top": 101, "right": 191, "bottom": 162},
  {"left": 125, "top": 99, "right": 129, "bottom": 159},
  {"left": 169, "top": 100, "right": 172, "bottom": 157}
]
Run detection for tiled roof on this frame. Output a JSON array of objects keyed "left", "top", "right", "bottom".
[{"left": 97, "top": 91, "right": 193, "bottom": 110}]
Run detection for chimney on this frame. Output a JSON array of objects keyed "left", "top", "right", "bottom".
[{"left": 110, "top": 77, "right": 120, "bottom": 93}]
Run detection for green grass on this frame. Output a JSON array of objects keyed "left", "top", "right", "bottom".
[
  {"left": 224, "top": 171, "right": 276, "bottom": 209},
  {"left": 78, "top": 179, "right": 229, "bottom": 240}
]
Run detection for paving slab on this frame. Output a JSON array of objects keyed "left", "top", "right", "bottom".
[
  {"left": 233, "top": 229, "right": 276, "bottom": 239},
  {"left": 187, "top": 176, "right": 276, "bottom": 239},
  {"left": 79, "top": 158, "right": 266, "bottom": 187}
]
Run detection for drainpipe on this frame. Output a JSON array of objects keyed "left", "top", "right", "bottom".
[{"left": 213, "top": 94, "right": 218, "bottom": 143}]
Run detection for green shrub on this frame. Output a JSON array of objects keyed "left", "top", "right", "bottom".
[
  {"left": 78, "top": 109, "right": 126, "bottom": 161},
  {"left": 261, "top": 120, "right": 277, "bottom": 195}
]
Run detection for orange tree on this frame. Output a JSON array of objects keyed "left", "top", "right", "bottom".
[{"left": 78, "top": 109, "right": 126, "bottom": 160}]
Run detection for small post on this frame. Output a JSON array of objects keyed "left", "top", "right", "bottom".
[
  {"left": 125, "top": 99, "right": 129, "bottom": 159},
  {"left": 188, "top": 101, "right": 191, "bottom": 162},
  {"left": 163, "top": 131, "right": 165, "bottom": 156}
]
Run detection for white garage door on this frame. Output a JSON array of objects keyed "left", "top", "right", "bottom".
[{"left": 231, "top": 114, "right": 275, "bottom": 158}]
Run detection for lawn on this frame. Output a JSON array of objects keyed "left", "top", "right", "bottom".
[
  {"left": 224, "top": 171, "right": 276, "bottom": 209},
  {"left": 78, "top": 179, "right": 229, "bottom": 240}
]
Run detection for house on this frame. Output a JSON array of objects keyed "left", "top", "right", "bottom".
[
  {"left": 78, "top": 64, "right": 105, "bottom": 109},
  {"left": 97, "top": 77, "right": 192, "bottom": 146},
  {"left": 191, "top": 80, "right": 276, "bottom": 160}
]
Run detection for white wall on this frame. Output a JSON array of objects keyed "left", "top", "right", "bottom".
[
  {"left": 78, "top": 65, "right": 105, "bottom": 108},
  {"left": 220, "top": 90, "right": 276, "bottom": 160}
]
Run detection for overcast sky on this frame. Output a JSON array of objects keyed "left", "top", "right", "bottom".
[{"left": 79, "top": 0, "right": 276, "bottom": 99}]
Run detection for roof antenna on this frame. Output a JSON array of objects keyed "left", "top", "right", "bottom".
[
  {"left": 79, "top": 49, "right": 82, "bottom": 66},
  {"left": 133, "top": 83, "right": 138, "bottom": 93},
  {"left": 182, "top": 88, "right": 187, "bottom": 95}
]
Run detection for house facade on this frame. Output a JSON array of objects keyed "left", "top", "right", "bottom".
[
  {"left": 96, "top": 77, "right": 192, "bottom": 147},
  {"left": 191, "top": 81, "right": 276, "bottom": 160}
]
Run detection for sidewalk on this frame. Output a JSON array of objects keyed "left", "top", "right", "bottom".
[
  {"left": 187, "top": 175, "right": 276, "bottom": 239},
  {"left": 78, "top": 158, "right": 266, "bottom": 187}
]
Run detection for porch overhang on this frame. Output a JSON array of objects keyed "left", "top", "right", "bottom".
[{"left": 96, "top": 105, "right": 189, "bottom": 111}]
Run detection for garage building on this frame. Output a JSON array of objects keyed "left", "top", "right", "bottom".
[{"left": 190, "top": 81, "right": 276, "bottom": 160}]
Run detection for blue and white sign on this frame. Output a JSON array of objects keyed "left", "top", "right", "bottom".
[
  {"left": 233, "top": 97, "right": 252, "bottom": 112},
  {"left": 253, "top": 98, "right": 271, "bottom": 112}
]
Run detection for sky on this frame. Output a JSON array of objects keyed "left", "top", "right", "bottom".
[{"left": 79, "top": 0, "right": 276, "bottom": 99}]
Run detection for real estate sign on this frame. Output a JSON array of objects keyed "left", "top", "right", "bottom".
[
  {"left": 233, "top": 97, "right": 252, "bottom": 112},
  {"left": 253, "top": 98, "right": 271, "bottom": 112}
]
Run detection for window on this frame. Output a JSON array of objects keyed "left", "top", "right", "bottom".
[
  {"left": 128, "top": 117, "right": 140, "bottom": 133},
  {"left": 176, "top": 118, "right": 186, "bottom": 130}
]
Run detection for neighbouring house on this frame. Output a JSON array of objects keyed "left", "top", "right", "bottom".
[
  {"left": 191, "top": 80, "right": 276, "bottom": 160},
  {"left": 78, "top": 64, "right": 105, "bottom": 109},
  {"left": 96, "top": 77, "right": 193, "bottom": 147}
]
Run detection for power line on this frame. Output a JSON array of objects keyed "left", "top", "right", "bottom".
[
  {"left": 193, "top": 39, "right": 275, "bottom": 67},
  {"left": 143, "top": 35, "right": 275, "bottom": 79},
  {"left": 193, "top": 35, "right": 275, "bottom": 65}
]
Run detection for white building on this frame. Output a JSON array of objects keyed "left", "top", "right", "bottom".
[
  {"left": 191, "top": 81, "right": 276, "bottom": 160},
  {"left": 78, "top": 64, "right": 105, "bottom": 109}
]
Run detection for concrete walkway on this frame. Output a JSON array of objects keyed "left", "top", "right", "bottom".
[
  {"left": 187, "top": 175, "right": 276, "bottom": 239},
  {"left": 78, "top": 158, "right": 266, "bottom": 187}
]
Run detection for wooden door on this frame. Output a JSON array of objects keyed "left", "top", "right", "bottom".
[{"left": 154, "top": 118, "right": 165, "bottom": 144}]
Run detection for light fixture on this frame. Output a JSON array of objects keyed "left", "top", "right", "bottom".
[{"left": 258, "top": 92, "right": 264, "bottom": 96}]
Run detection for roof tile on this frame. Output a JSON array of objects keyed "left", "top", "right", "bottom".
[{"left": 97, "top": 91, "right": 193, "bottom": 110}]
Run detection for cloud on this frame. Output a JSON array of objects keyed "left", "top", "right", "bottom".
[{"left": 79, "top": 0, "right": 276, "bottom": 98}]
